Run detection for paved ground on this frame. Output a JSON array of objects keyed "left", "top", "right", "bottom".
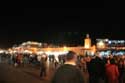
[
  {"left": 0, "top": 59, "right": 89, "bottom": 83},
  {"left": 0, "top": 62, "right": 55, "bottom": 83}
]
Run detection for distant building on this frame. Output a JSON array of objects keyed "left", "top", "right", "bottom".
[
  {"left": 41, "top": 34, "right": 95, "bottom": 56},
  {"left": 8, "top": 34, "right": 96, "bottom": 56},
  {"left": 84, "top": 34, "right": 91, "bottom": 49}
]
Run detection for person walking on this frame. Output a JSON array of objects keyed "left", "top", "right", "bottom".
[{"left": 40, "top": 54, "right": 47, "bottom": 79}]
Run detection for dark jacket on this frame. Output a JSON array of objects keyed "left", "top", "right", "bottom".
[
  {"left": 51, "top": 64, "right": 84, "bottom": 83},
  {"left": 87, "top": 57, "right": 105, "bottom": 78}
]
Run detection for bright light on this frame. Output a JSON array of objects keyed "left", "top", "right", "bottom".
[
  {"left": 24, "top": 50, "right": 32, "bottom": 54},
  {"left": 105, "top": 39, "right": 109, "bottom": 42},
  {"left": 85, "top": 45, "right": 90, "bottom": 49},
  {"left": 97, "top": 41, "right": 105, "bottom": 48},
  {"left": 108, "top": 41, "right": 111, "bottom": 44},
  {"left": 98, "top": 41, "right": 104, "bottom": 46},
  {"left": 84, "top": 38, "right": 91, "bottom": 49},
  {"left": 37, "top": 51, "right": 43, "bottom": 55},
  {"left": 0, "top": 50, "right": 4, "bottom": 53},
  {"left": 45, "top": 51, "right": 51, "bottom": 55},
  {"left": 45, "top": 51, "right": 68, "bottom": 56},
  {"left": 63, "top": 46, "right": 68, "bottom": 51}
]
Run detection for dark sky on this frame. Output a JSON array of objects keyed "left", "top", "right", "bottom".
[{"left": 0, "top": 8, "right": 123, "bottom": 48}]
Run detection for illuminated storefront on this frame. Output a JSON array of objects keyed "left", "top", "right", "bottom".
[
  {"left": 5, "top": 34, "right": 96, "bottom": 56},
  {"left": 96, "top": 39, "right": 125, "bottom": 56}
]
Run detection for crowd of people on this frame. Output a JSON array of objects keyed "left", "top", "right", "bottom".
[
  {"left": 1, "top": 51, "right": 125, "bottom": 83},
  {"left": 51, "top": 52, "right": 125, "bottom": 83},
  {"left": 75, "top": 52, "right": 125, "bottom": 83},
  {"left": 0, "top": 52, "right": 65, "bottom": 79}
]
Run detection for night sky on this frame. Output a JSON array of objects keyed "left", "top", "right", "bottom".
[{"left": 0, "top": 8, "right": 123, "bottom": 48}]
